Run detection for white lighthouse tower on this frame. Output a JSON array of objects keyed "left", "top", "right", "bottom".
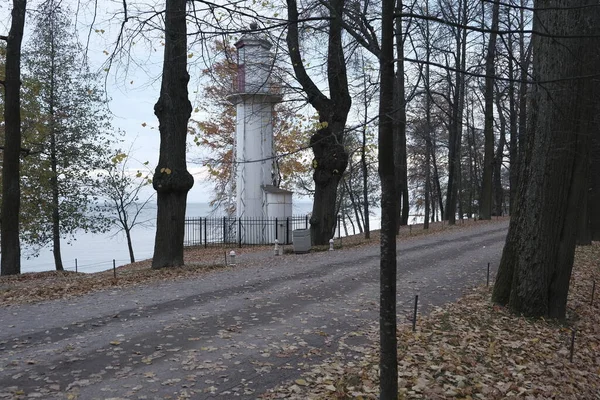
[{"left": 228, "top": 23, "right": 292, "bottom": 243}]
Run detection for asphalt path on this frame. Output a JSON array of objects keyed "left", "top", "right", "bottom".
[{"left": 0, "top": 220, "right": 509, "bottom": 399}]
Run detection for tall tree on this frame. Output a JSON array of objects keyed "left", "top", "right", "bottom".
[
  {"left": 0, "top": 0, "right": 26, "bottom": 276},
  {"left": 442, "top": 0, "right": 469, "bottom": 225},
  {"left": 492, "top": 0, "right": 600, "bottom": 318},
  {"left": 22, "top": 1, "right": 113, "bottom": 271},
  {"left": 286, "top": 0, "right": 352, "bottom": 245},
  {"left": 379, "top": 0, "right": 398, "bottom": 396},
  {"left": 479, "top": 0, "right": 500, "bottom": 220},
  {"left": 393, "top": 0, "right": 409, "bottom": 229},
  {"left": 151, "top": 0, "right": 194, "bottom": 269}
]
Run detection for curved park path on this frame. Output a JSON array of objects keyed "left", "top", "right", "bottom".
[{"left": 0, "top": 220, "right": 509, "bottom": 399}]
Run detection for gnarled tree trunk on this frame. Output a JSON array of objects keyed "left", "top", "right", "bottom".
[{"left": 286, "top": 0, "right": 351, "bottom": 245}]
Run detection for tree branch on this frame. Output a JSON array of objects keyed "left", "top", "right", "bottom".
[
  {"left": 398, "top": 12, "right": 600, "bottom": 39},
  {"left": 0, "top": 146, "right": 32, "bottom": 156}
]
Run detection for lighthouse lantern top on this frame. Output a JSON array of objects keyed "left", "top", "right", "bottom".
[{"left": 233, "top": 23, "right": 275, "bottom": 95}]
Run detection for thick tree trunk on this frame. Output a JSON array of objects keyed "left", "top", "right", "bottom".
[
  {"left": 309, "top": 127, "right": 347, "bottom": 244},
  {"left": 479, "top": 0, "right": 500, "bottom": 220},
  {"left": 151, "top": 0, "right": 194, "bottom": 269},
  {"left": 1, "top": 0, "right": 27, "bottom": 276},
  {"left": 590, "top": 137, "right": 600, "bottom": 241},
  {"left": 379, "top": 0, "right": 397, "bottom": 396},
  {"left": 286, "top": 0, "right": 351, "bottom": 245},
  {"left": 493, "top": 0, "right": 600, "bottom": 318}
]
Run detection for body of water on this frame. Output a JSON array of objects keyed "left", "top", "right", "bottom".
[{"left": 20, "top": 201, "right": 337, "bottom": 274}]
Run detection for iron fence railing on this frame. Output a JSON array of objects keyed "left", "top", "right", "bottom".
[{"left": 184, "top": 215, "right": 312, "bottom": 247}]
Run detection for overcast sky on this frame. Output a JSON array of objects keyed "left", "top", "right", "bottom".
[{"left": 1, "top": 0, "right": 214, "bottom": 203}]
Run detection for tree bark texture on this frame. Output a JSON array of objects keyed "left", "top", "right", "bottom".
[
  {"left": 394, "top": 0, "right": 409, "bottom": 230},
  {"left": 492, "top": 0, "right": 600, "bottom": 318},
  {"left": 151, "top": 0, "right": 194, "bottom": 269},
  {"left": 286, "top": 0, "right": 351, "bottom": 245},
  {"left": 479, "top": 0, "right": 500, "bottom": 220},
  {"left": 590, "top": 136, "right": 600, "bottom": 241},
  {"left": 379, "top": 0, "right": 398, "bottom": 397},
  {"left": 1, "top": 0, "right": 27, "bottom": 276}
]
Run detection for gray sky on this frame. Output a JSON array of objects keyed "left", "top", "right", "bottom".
[{"left": 1, "top": 0, "right": 213, "bottom": 203}]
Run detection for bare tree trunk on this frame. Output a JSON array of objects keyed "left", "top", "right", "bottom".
[
  {"left": 431, "top": 145, "right": 444, "bottom": 219},
  {"left": 125, "top": 226, "right": 136, "bottom": 263},
  {"left": 151, "top": 0, "right": 194, "bottom": 269},
  {"left": 286, "top": 0, "right": 351, "bottom": 245},
  {"left": 494, "top": 92, "right": 507, "bottom": 217},
  {"left": 493, "top": 0, "right": 600, "bottom": 318},
  {"left": 343, "top": 178, "right": 363, "bottom": 233},
  {"left": 1, "top": 0, "right": 27, "bottom": 276},
  {"left": 424, "top": 137, "right": 432, "bottom": 230},
  {"left": 379, "top": 0, "right": 398, "bottom": 396},
  {"left": 394, "top": 0, "right": 409, "bottom": 230},
  {"left": 361, "top": 123, "right": 371, "bottom": 239},
  {"left": 424, "top": 18, "right": 432, "bottom": 230},
  {"left": 50, "top": 130, "right": 64, "bottom": 271},
  {"left": 445, "top": 0, "right": 468, "bottom": 225},
  {"left": 507, "top": 7, "right": 518, "bottom": 215},
  {"left": 479, "top": 0, "right": 500, "bottom": 220}
]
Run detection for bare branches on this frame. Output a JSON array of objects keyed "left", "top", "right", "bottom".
[
  {"left": 398, "top": 11, "right": 600, "bottom": 39},
  {"left": 403, "top": 56, "right": 600, "bottom": 85}
]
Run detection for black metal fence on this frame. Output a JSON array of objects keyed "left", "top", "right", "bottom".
[{"left": 184, "top": 215, "right": 311, "bottom": 247}]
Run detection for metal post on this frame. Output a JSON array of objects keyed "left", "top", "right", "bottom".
[
  {"left": 223, "top": 217, "right": 226, "bottom": 244},
  {"left": 113, "top": 259, "right": 116, "bottom": 279},
  {"left": 412, "top": 295, "right": 419, "bottom": 331},
  {"left": 275, "top": 217, "right": 278, "bottom": 241},
  {"left": 338, "top": 215, "right": 342, "bottom": 248},
  {"left": 204, "top": 218, "right": 208, "bottom": 248},
  {"left": 229, "top": 250, "right": 236, "bottom": 267},
  {"left": 487, "top": 263, "right": 490, "bottom": 286},
  {"left": 286, "top": 217, "right": 290, "bottom": 245},
  {"left": 75, "top": 259, "right": 78, "bottom": 273},
  {"left": 238, "top": 218, "right": 242, "bottom": 248}
]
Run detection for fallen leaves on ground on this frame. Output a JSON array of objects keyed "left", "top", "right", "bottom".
[
  {"left": 0, "top": 218, "right": 503, "bottom": 307},
  {"left": 264, "top": 242, "right": 600, "bottom": 399}
]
